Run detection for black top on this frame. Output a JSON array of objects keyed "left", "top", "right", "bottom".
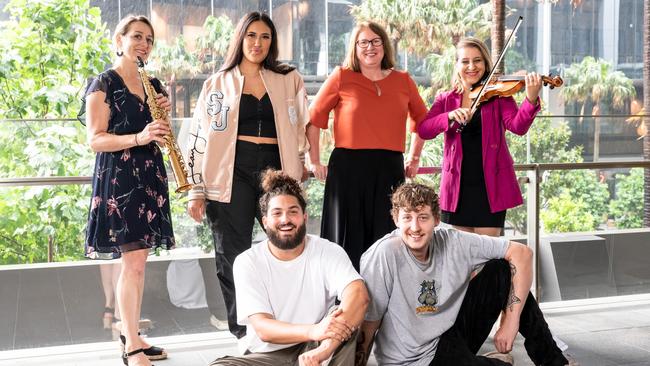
[
  {"left": 238, "top": 93, "right": 276, "bottom": 138},
  {"left": 460, "top": 108, "right": 484, "bottom": 185},
  {"left": 441, "top": 107, "right": 506, "bottom": 227}
]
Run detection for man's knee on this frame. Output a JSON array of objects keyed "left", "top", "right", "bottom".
[
  {"left": 208, "top": 355, "right": 236, "bottom": 366},
  {"left": 482, "top": 259, "right": 511, "bottom": 281},
  {"left": 208, "top": 355, "right": 258, "bottom": 366}
]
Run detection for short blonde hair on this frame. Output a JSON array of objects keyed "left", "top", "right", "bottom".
[
  {"left": 452, "top": 37, "right": 493, "bottom": 93},
  {"left": 343, "top": 21, "right": 395, "bottom": 72}
]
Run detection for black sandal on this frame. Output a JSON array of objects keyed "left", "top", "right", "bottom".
[
  {"left": 123, "top": 348, "right": 154, "bottom": 365},
  {"left": 120, "top": 334, "right": 167, "bottom": 363}
]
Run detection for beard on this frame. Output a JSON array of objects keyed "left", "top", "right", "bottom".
[{"left": 266, "top": 222, "right": 307, "bottom": 250}]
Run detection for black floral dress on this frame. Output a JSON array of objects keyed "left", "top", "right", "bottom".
[{"left": 81, "top": 69, "right": 175, "bottom": 259}]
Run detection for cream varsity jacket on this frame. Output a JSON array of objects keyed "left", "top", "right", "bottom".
[{"left": 184, "top": 66, "right": 309, "bottom": 202}]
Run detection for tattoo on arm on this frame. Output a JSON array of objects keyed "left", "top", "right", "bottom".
[{"left": 507, "top": 263, "right": 522, "bottom": 312}]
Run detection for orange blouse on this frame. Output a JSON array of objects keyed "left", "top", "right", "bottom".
[{"left": 309, "top": 67, "right": 427, "bottom": 152}]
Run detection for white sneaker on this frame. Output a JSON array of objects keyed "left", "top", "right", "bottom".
[
  {"left": 209, "top": 315, "right": 229, "bottom": 331},
  {"left": 483, "top": 351, "right": 514, "bottom": 365}
]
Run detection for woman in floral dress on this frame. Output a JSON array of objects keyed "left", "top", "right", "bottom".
[{"left": 80, "top": 15, "right": 172, "bottom": 366}]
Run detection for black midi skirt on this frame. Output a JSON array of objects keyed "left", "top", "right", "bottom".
[{"left": 320, "top": 148, "right": 404, "bottom": 269}]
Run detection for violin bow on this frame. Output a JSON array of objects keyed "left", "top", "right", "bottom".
[{"left": 457, "top": 16, "right": 524, "bottom": 133}]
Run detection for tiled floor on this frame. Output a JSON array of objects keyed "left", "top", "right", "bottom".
[{"left": 2, "top": 297, "right": 650, "bottom": 366}]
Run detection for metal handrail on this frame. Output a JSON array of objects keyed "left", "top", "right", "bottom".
[
  {"left": 0, "top": 117, "right": 193, "bottom": 123},
  {"left": 2, "top": 161, "right": 649, "bottom": 187},
  {"left": 0, "top": 176, "right": 92, "bottom": 187},
  {"left": 1, "top": 115, "right": 648, "bottom": 123}
]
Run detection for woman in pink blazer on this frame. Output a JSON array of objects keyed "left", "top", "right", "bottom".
[{"left": 417, "top": 37, "right": 543, "bottom": 236}]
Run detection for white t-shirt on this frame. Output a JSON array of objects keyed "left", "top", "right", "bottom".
[{"left": 233, "top": 234, "right": 363, "bottom": 353}]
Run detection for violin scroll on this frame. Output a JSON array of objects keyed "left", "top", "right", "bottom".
[{"left": 541, "top": 74, "right": 563, "bottom": 89}]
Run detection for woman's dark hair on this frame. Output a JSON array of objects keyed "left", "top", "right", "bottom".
[{"left": 220, "top": 12, "right": 295, "bottom": 75}]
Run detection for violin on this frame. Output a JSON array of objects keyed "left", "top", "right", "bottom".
[{"left": 469, "top": 74, "right": 564, "bottom": 104}]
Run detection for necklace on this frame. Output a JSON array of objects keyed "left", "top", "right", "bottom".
[
  {"left": 372, "top": 81, "right": 382, "bottom": 96},
  {"left": 363, "top": 69, "right": 389, "bottom": 97}
]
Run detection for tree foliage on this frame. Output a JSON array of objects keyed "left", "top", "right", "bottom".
[
  {"left": 148, "top": 15, "right": 234, "bottom": 82},
  {"left": 0, "top": 0, "right": 111, "bottom": 119},
  {"left": 350, "top": 0, "right": 491, "bottom": 56},
  {"left": 610, "top": 168, "right": 644, "bottom": 229},
  {"left": 561, "top": 56, "right": 636, "bottom": 114},
  {"left": 0, "top": 0, "right": 110, "bottom": 264},
  {"left": 194, "top": 15, "right": 235, "bottom": 74},
  {"left": 0, "top": 122, "right": 94, "bottom": 264},
  {"left": 506, "top": 113, "right": 610, "bottom": 234},
  {"left": 540, "top": 192, "right": 595, "bottom": 233}
]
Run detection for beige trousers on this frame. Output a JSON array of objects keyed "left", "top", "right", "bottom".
[{"left": 209, "top": 331, "right": 358, "bottom": 366}]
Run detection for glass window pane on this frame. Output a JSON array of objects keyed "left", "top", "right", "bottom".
[{"left": 327, "top": 1, "right": 358, "bottom": 72}]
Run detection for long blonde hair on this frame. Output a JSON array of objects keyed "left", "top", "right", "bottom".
[
  {"left": 452, "top": 37, "right": 493, "bottom": 93},
  {"left": 343, "top": 21, "right": 395, "bottom": 72}
]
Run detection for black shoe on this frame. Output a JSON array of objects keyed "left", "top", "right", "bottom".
[
  {"left": 120, "top": 334, "right": 167, "bottom": 363},
  {"left": 122, "top": 348, "right": 155, "bottom": 366}
]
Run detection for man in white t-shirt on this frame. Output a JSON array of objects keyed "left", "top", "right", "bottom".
[
  {"left": 209, "top": 170, "right": 369, "bottom": 366},
  {"left": 357, "top": 183, "right": 572, "bottom": 366}
]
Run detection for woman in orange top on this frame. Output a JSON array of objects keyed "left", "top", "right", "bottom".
[{"left": 307, "top": 21, "right": 427, "bottom": 269}]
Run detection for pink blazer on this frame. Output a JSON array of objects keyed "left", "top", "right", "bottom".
[{"left": 417, "top": 91, "right": 540, "bottom": 213}]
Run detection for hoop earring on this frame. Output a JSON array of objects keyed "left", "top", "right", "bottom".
[{"left": 116, "top": 50, "right": 124, "bottom": 57}]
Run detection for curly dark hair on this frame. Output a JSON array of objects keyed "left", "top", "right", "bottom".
[
  {"left": 259, "top": 169, "right": 306, "bottom": 214},
  {"left": 390, "top": 183, "right": 440, "bottom": 219}
]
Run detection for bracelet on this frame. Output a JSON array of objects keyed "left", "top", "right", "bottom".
[
  {"left": 410, "top": 155, "right": 420, "bottom": 162},
  {"left": 134, "top": 133, "right": 140, "bottom": 146}
]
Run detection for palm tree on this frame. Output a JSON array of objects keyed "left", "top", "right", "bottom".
[
  {"left": 642, "top": 0, "right": 650, "bottom": 227},
  {"left": 349, "top": 0, "right": 425, "bottom": 57},
  {"left": 492, "top": 0, "right": 505, "bottom": 74},
  {"left": 560, "top": 56, "right": 636, "bottom": 161},
  {"left": 350, "top": 0, "right": 491, "bottom": 58},
  {"left": 195, "top": 15, "right": 234, "bottom": 74}
]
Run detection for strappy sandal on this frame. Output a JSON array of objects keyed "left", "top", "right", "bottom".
[
  {"left": 120, "top": 334, "right": 167, "bottom": 364},
  {"left": 123, "top": 348, "right": 154, "bottom": 366}
]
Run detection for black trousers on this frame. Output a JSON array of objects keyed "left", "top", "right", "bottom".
[
  {"left": 430, "top": 260, "right": 568, "bottom": 366},
  {"left": 321, "top": 148, "right": 404, "bottom": 270},
  {"left": 204, "top": 141, "right": 281, "bottom": 339}
]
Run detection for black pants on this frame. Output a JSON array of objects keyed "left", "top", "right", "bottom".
[
  {"left": 321, "top": 148, "right": 404, "bottom": 270},
  {"left": 430, "top": 260, "right": 568, "bottom": 366},
  {"left": 205, "top": 141, "right": 281, "bottom": 339}
]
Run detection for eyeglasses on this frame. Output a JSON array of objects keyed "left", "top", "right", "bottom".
[{"left": 356, "top": 38, "right": 383, "bottom": 48}]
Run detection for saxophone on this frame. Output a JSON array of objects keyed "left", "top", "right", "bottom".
[{"left": 137, "top": 57, "right": 192, "bottom": 193}]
